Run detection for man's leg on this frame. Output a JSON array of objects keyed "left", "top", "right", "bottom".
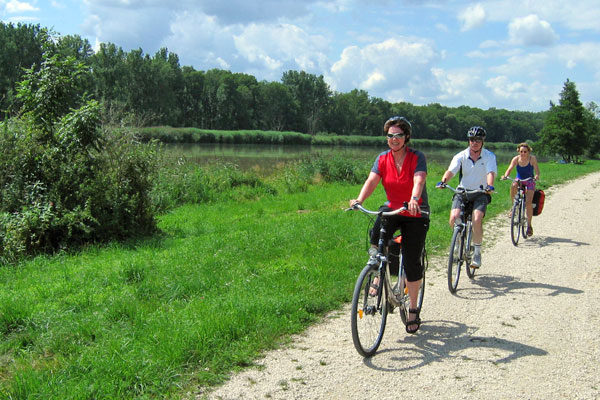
[{"left": 471, "top": 209, "right": 485, "bottom": 267}]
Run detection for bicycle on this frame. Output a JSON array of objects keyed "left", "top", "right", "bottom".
[
  {"left": 437, "top": 183, "right": 489, "bottom": 293},
  {"left": 346, "top": 202, "right": 429, "bottom": 357},
  {"left": 502, "top": 177, "right": 534, "bottom": 246}
]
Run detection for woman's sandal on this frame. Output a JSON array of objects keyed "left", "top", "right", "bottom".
[
  {"left": 406, "top": 308, "right": 421, "bottom": 334},
  {"left": 368, "top": 283, "right": 379, "bottom": 297}
]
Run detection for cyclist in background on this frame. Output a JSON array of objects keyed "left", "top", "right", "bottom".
[
  {"left": 349, "top": 116, "right": 429, "bottom": 334},
  {"left": 501, "top": 143, "right": 541, "bottom": 237},
  {"left": 437, "top": 126, "right": 497, "bottom": 268}
]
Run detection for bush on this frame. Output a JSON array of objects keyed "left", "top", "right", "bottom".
[{"left": 0, "top": 53, "right": 158, "bottom": 263}]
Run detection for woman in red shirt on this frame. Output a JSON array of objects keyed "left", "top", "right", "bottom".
[{"left": 350, "top": 116, "right": 429, "bottom": 334}]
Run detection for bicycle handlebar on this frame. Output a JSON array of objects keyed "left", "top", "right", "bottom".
[
  {"left": 501, "top": 176, "right": 536, "bottom": 183},
  {"left": 435, "top": 183, "right": 491, "bottom": 195},
  {"left": 346, "top": 202, "right": 429, "bottom": 216}
]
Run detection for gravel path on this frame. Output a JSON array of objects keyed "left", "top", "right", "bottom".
[{"left": 199, "top": 172, "right": 600, "bottom": 400}]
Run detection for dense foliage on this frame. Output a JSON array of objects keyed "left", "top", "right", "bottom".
[
  {"left": 0, "top": 52, "right": 158, "bottom": 263},
  {"left": 538, "top": 80, "right": 599, "bottom": 163},
  {"left": 0, "top": 21, "right": 548, "bottom": 144}
]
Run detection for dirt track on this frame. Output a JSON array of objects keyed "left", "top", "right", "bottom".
[{"left": 200, "top": 172, "right": 600, "bottom": 400}]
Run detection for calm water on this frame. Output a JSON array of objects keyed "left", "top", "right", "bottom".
[{"left": 162, "top": 143, "right": 535, "bottom": 174}]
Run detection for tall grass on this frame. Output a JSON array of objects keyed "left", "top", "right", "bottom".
[
  {"left": 1, "top": 159, "right": 598, "bottom": 398},
  {"left": 137, "top": 126, "right": 519, "bottom": 151}
]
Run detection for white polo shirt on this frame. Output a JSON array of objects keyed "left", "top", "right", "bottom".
[{"left": 448, "top": 148, "right": 497, "bottom": 190}]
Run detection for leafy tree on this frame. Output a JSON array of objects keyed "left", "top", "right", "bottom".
[
  {"left": 255, "top": 81, "right": 296, "bottom": 131},
  {"left": 0, "top": 22, "right": 48, "bottom": 118},
  {"left": 0, "top": 51, "right": 158, "bottom": 263},
  {"left": 538, "top": 79, "right": 587, "bottom": 162},
  {"left": 282, "top": 70, "right": 331, "bottom": 134},
  {"left": 180, "top": 66, "right": 205, "bottom": 127},
  {"left": 584, "top": 101, "right": 600, "bottom": 159}
]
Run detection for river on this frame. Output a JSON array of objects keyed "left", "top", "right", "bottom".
[{"left": 162, "top": 143, "right": 541, "bottom": 174}]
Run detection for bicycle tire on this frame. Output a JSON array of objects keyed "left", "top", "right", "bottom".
[
  {"left": 447, "top": 227, "right": 464, "bottom": 293},
  {"left": 465, "top": 221, "right": 476, "bottom": 279},
  {"left": 510, "top": 200, "right": 521, "bottom": 246},
  {"left": 351, "top": 263, "right": 388, "bottom": 357},
  {"left": 521, "top": 199, "right": 528, "bottom": 238},
  {"left": 397, "top": 249, "right": 427, "bottom": 326}
]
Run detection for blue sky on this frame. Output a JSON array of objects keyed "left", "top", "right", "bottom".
[{"left": 2, "top": 0, "right": 599, "bottom": 112}]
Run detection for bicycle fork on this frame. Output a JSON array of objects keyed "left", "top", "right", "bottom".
[{"left": 454, "top": 219, "right": 473, "bottom": 264}]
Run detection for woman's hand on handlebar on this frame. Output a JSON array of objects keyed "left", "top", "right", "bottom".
[
  {"left": 408, "top": 197, "right": 420, "bottom": 216},
  {"left": 349, "top": 199, "right": 361, "bottom": 209}
]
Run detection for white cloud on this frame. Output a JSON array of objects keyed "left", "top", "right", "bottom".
[
  {"left": 314, "top": 0, "right": 352, "bottom": 13},
  {"left": 164, "top": 11, "right": 237, "bottom": 71},
  {"left": 555, "top": 42, "right": 600, "bottom": 72},
  {"left": 483, "top": 0, "right": 600, "bottom": 33},
  {"left": 5, "top": 0, "right": 38, "bottom": 13},
  {"left": 328, "top": 37, "right": 439, "bottom": 102},
  {"left": 484, "top": 75, "right": 556, "bottom": 110},
  {"left": 490, "top": 52, "right": 549, "bottom": 78},
  {"left": 508, "top": 14, "right": 558, "bottom": 46},
  {"left": 233, "top": 23, "right": 329, "bottom": 74},
  {"left": 458, "top": 3, "right": 486, "bottom": 32}
]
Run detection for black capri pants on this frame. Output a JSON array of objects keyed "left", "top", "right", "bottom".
[{"left": 370, "top": 206, "right": 430, "bottom": 282}]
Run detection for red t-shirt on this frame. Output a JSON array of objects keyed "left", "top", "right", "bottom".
[{"left": 371, "top": 147, "right": 428, "bottom": 213}]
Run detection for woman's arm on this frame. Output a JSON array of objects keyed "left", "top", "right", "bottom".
[
  {"left": 502, "top": 156, "right": 518, "bottom": 178},
  {"left": 409, "top": 171, "right": 426, "bottom": 215},
  {"left": 531, "top": 155, "right": 540, "bottom": 180},
  {"left": 350, "top": 172, "right": 380, "bottom": 207}
]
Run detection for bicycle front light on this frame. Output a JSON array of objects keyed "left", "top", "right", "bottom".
[{"left": 368, "top": 247, "right": 378, "bottom": 257}]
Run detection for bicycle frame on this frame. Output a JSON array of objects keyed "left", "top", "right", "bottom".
[
  {"left": 347, "top": 202, "right": 429, "bottom": 356},
  {"left": 504, "top": 177, "right": 534, "bottom": 245},
  {"left": 349, "top": 203, "right": 424, "bottom": 307},
  {"left": 439, "top": 184, "right": 488, "bottom": 292}
]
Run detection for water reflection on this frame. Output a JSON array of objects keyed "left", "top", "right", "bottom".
[{"left": 162, "top": 143, "right": 541, "bottom": 173}]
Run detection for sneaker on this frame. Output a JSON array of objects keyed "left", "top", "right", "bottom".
[{"left": 471, "top": 250, "right": 481, "bottom": 269}]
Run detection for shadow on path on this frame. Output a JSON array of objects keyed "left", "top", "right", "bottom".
[
  {"left": 515, "top": 235, "right": 589, "bottom": 248},
  {"left": 451, "top": 273, "right": 583, "bottom": 300},
  {"left": 364, "top": 319, "right": 547, "bottom": 372}
]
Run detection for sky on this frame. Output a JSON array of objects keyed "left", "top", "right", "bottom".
[{"left": 1, "top": 0, "right": 599, "bottom": 113}]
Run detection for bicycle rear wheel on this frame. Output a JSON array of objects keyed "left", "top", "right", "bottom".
[
  {"left": 465, "top": 222, "right": 476, "bottom": 279},
  {"left": 510, "top": 200, "right": 521, "bottom": 246},
  {"left": 447, "top": 227, "right": 464, "bottom": 293},
  {"left": 351, "top": 263, "right": 388, "bottom": 357},
  {"left": 398, "top": 248, "right": 428, "bottom": 325}
]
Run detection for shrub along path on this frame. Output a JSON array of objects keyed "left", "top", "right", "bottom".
[{"left": 199, "top": 171, "right": 600, "bottom": 400}]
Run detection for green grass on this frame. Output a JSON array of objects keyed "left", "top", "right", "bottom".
[{"left": 0, "top": 160, "right": 599, "bottom": 398}]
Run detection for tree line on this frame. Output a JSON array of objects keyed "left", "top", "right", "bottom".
[
  {"left": 1, "top": 21, "right": 598, "bottom": 159},
  {"left": 1, "top": 21, "right": 546, "bottom": 143}
]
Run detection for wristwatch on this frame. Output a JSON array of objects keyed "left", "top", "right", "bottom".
[{"left": 411, "top": 196, "right": 419, "bottom": 201}]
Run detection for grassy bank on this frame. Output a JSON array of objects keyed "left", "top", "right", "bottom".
[
  {"left": 137, "top": 126, "right": 518, "bottom": 151},
  {"left": 1, "top": 160, "right": 598, "bottom": 398}
]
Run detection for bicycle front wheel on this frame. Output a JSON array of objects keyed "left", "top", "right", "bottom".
[
  {"left": 510, "top": 200, "right": 521, "bottom": 246},
  {"left": 521, "top": 199, "right": 528, "bottom": 238},
  {"left": 448, "top": 227, "right": 464, "bottom": 293},
  {"left": 465, "top": 222, "right": 476, "bottom": 279},
  {"left": 351, "top": 263, "right": 388, "bottom": 357}
]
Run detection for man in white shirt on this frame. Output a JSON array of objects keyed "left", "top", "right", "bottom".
[{"left": 437, "top": 126, "right": 497, "bottom": 268}]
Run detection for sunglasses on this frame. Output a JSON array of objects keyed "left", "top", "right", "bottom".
[
  {"left": 387, "top": 116, "right": 412, "bottom": 129},
  {"left": 520, "top": 150, "right": 529, "bottom": 153},
  {"left": 387, "top": 133, "right": 406, "bottom": 139},
  {"left": 469, "top": 138, "right": 483, "bottom": 143}
]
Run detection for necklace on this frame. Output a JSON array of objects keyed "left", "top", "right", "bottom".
[{"left": 394, "top": 150, "right": 406, "bottom": 167}]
